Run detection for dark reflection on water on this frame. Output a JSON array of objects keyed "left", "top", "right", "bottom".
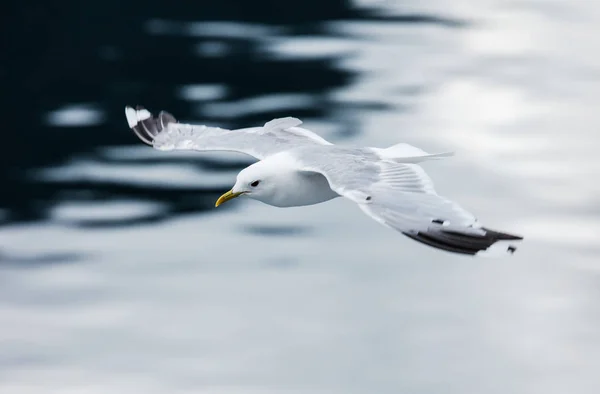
[
  {"left": 0, "top": 251, "right": 83, "bottom": 267},
  {"left": 242, "top": 224, "right": 311, "bottom": 237},
  {"left": 2, "top": 0, "right": 462, "bottom": 227}
]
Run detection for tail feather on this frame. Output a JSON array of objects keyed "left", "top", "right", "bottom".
[
  {"left": 125, "top": 106, "right": 177, "bottom": 146},
  {"left": 372, "top": 143, "right": 454, "bottom": 163}
]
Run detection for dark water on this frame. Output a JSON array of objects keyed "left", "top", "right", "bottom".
[{"left": 2, "top": 1, "right": 600, "bottom": 393}]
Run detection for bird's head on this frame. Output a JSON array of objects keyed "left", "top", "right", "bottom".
[{"left": 215, "top": 161, "right": 280, "bottom": 207}]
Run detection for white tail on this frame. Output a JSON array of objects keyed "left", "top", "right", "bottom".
[{"left": 372, "top": 143, "right": 454, "bottom": 163}]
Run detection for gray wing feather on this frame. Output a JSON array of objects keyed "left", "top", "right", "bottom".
[
  {"left": 296, "top": 148, "right": 478, "bottom": 230},
  {"left": 293, "top": 146, "right": 522, "bottom": 255},
  {"left": 125, "top": 106, "right": 330, "bottom": 160}
]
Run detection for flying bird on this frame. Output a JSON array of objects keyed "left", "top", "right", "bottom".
[{"left": 125, "top": 106, "right": 522, "bottom": 256}]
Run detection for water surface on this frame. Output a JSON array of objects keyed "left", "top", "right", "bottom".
[{"left": 2, "top": 1, "right": 600, "bottom": 393}]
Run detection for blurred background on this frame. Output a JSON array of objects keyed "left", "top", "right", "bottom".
[{"left": 2, "top": 0, "right": 600, "bottom": 393}]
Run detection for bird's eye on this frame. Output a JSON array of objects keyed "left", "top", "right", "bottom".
[{"left": 250, "top": 180, "right": 260, "bottom": 187}]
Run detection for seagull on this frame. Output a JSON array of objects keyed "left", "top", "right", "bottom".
[{"left": 125, "top": 106, "right": 523, "bottom": 256}]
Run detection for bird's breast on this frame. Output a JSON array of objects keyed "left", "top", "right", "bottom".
[{"left": 264, "top": 170, "right": 339, "bottom": 207}]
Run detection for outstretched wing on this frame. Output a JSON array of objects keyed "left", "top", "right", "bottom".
[
  {"left": 125, "top": 106, "right": 331, "bottom": 160},
  {"left": 293, "top": 147, "right": 522, "bottom": 256}
]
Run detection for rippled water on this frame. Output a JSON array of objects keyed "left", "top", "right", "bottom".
[{"left": 2, "top": 1, "right": 600, "bottom": 393}]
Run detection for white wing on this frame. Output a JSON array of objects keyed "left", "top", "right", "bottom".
[
  {"left": 293, "top": 147, "right": 522, "bottom": 256},
  {"left": 125, "top": 106, "right": 331, "bottom": 160}
]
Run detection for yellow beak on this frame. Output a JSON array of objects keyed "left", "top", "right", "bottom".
[{"left": 215, "top": 190, "right": 244, "bottom": 207}]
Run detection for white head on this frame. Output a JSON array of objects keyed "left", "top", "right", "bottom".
[
  {"left": 215, "top": 160, "right": 283, "bottom": 207},
  {"left": 214, "top": 156, "right": 339, "bottom": 208}
]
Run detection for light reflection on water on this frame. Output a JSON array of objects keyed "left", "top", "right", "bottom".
[{"left": 1, "top": 0, "right": 600, "bottom": 393}]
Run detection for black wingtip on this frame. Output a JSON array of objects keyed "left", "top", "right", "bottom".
[
  {"left": 482, "top": 227, "right": 524, "bottom": 241},
  {"left": 403, "top": 227, "right": 523, "bottom": 256}
]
